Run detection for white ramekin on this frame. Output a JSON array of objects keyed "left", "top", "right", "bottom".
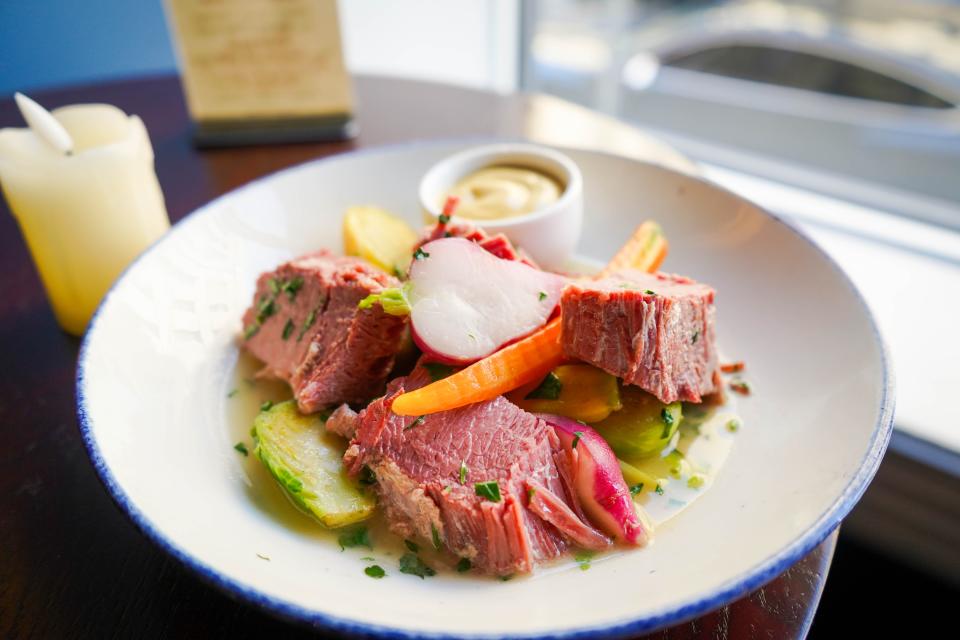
[{"left": 418, "top": 143, "right": 583, "bottom": 270}]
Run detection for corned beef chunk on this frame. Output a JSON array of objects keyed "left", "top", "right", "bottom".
[
  {"left": 343, "top": 365, "right": 609, "bottom": 576},
  {"left": 241, "top": 250, "right": 407, "bottom": 413},
  {"left": 561, "top": 270, "right": 719, "bottom": 404},
  {"left": 418, "top": 221, "right": 538, "bottom": 267}
]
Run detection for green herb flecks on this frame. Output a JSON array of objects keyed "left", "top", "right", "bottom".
[
  {"left": 260, "top": 400, "right": 274, "bottom": 412},
  {"left": 234, "top": 442, "right": 248, "bottom": 456},
  {"left": 538, "top": 291, "right": 547, "bottom": 301},
  {"left": 413, "top": 247, "right": 430, "bottom": 261},
  {"left": 459, "top": 461, "right": 468, "bottom": 485},
  {"left": 456, "top": 558, "right": 472, "bottom": 573},
  {"left": 527, "top": 487, "right": 537, "bottom": 501},
  {"left": 243, "top": 323, "right": 260, "bottom": 340},
  {"left": 424, "top": 362, "right": 456, "bottom": 381},
  {"left": 364, "top": 565, "right": 386, "bottom": 578},
  {"left": 691, "top": 330, "right": 699, "bottom": 344},
  {"left": 526, "top": 371, "right": 562, "bottom": 400},
  {"left": 660, "top": 408, "right": 675, "bottom": 438},
  {"left": 405, "top": 415, "right": 425, "bottom": 431},
  {"left": 297, "top": 306, "right": 320, "bottom": 341},
  {"left": 474, "top": 481, "right": 501, "bottom": 502},
  {"left": 630, "top": 483, "right": 644, "bottom": 496},
  {"left": 399, "top": 553, "right": 436, "bottom": 579},
  {"left": 431, "top": 524, "right": 442, "bottom": 550},
  {"left": 338, "top": 527, "right": 372, "bottom": 551},
  {"left": 574, "top": 550, "right": 595, "bottom": 571},
  {"left": 281, "top": 318, "right": 294, "bottom": 340},
  {"left": 655, "top": 483, "right": 665, "bottom": 496},
  {"left": 268, "top": 278, "right": 281, "bottom": 295},
  {"left": 404, "top": 539, "right": 419, "bottom": 553},
  {"left": 438, "top": 213, "right": 451, "bottom": 225},
  {"left": 730, "top": 379, "right": 752, "bottom": 395},
  {"left": 281, "top": 276, "right": 304, "bottom": 301},
  {"left": 726, "top": 419, "right": 740, "bottom": 433},
  {"left": 256, "top": 295, "right": 277, "bottom": 322},
  {"left": 572, "top": 431, "right": 584, "bottom": 449},
  {"left": 687, "top": 475, "right": 705, "bottom": 489},
  {"left": 227, "top": 388, "right": 238, "bottom": 398},
  {"left": 358, "top": 286, "right": 411, "bottom": 316},
  {"left": 644, "top": 289, "right": 657, "bottom": 296}
]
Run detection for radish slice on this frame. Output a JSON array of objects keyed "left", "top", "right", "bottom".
[
  {"left": 408, "top": 238, "right": 565, "bottom": 364},
  {"left": 538, "top": 413, "right": 653, "bottom": 546}
]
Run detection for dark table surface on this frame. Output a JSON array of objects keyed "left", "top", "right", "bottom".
[{"left": 0, "top": 75, "right": 836, "bottom": 639}]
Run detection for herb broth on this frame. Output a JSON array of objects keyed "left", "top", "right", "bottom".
[{"left": 227, "top": 350, "right": 741, "bottom": 577}]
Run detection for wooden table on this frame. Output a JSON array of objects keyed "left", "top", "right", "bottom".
[{"left": 0, "top": 75, "right": 836, "bottom": 639}]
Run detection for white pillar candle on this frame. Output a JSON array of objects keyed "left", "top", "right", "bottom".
[{"left": 0, "top": 99, "right": 170, "bottom": 335}]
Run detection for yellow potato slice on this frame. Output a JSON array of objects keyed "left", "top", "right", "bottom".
[{"left": 343, "top": 205, "right": 419, "bottom": 276}]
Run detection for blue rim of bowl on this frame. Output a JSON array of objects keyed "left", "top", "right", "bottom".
[{"left": 76, "top": 137, "right": 895, "bottom": 639}]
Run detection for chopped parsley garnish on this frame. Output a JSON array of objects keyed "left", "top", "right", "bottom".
[
  {"left": 660, "top": 408, "right": 675, "bottom": 438},
  {"left": 260, "top": 400, "right": 274, "bottom": 412},
  {"left": 413, "top": 247, "right": 430, "bottom": 261},
  {"left": 687, "top": 475, "right": 705, "bottom": 489},
  {"left": 474, "top": 481, "right": 501, "bottom": 502},
  {"left": 359, "top": 465, "right": 377, "bottom": 486},
  {"left": 268, "top": 278, "right": 281, "bottom": 295},
  {"left": 424, "top": 362, "right": 456, "bottom": 381},
  {"left": 297, "top": 306, "right": 319, "bottom": 341},
  {"left": 227, "top": 388, "right": 238, "bottom": 398},
  {"left": 459, "top": 461, "right": 469, "bottom": 485},
  {"left": 393, "top": 265, "right": 407, "bottom": 279},
  {"left": 256, "top": 553, "right": 270, "bottom": 561},
  {"left": 443, "top": 231, "right": 453, "bottom": 238},
  {"left": 256, "top": 296, "right": 276, "bottom": 321},
  {"left": 574, "top": 550, "right": 595, "bottom": 571},
  {"left": 691, "top": 330, "right": 699, "bottom": 344},
  {"left": 404, "top": 539, "right": 419, "bottom": 553},
  {"left": 243, "top": 323, "right": 260, "bottom": 340},
  {"left": 364, "top": 565, "right": 386, "bottom": 578},
  {"left": 399, "top": 553, "right": 435, "bottom": 579},
  {"left": 338, "top": 527, "right": 372, "bottom": 551},
  {"left": 233, "top": 442, "right": 248, "bottom": 456},
  {"left": 629, "top": 483, "right": 644, "bottom": 496},
  {"left": 405, "top": 415, "right": 425, "bottom": 430},
  {"left": 527, "top": 487, "right": 537, "bottom": 501},
  {"left": 538, "top": 291, "right": 547, "bottom": 301},
  {"left": 730, "top": 379, "right": 752, "bottom": 395},
  {"left": 526, "top": 371, "right": 562, "bottom": 400},
  {"left": 655, "top": 483, "right": 664, "bottom": 496},
  {"left": 431, "top": 524, "right": 442, "bottom": 550},
  {"left": 456, "top": 558, "right": 472, "bottom": 573},
  {"left": 281, "top": 276, "right": 304, "bottom": 300},
  {"left": 644, "top": 289, "right": 657, "bottom": 296},
  {"left": 438, "top": 213, "right": 451, "bottom": 224},
  {"left": 361, "top": 556, "right": 376, "bottom": 562},
  {"left": 281, "top": 318, "right": 294, "bottom": 340},
  {"left": 572, "top": 431, "right": 584, "bottom": 449},
  {"left": 726, "top": 419, "right": 740, "bottom": 433}
]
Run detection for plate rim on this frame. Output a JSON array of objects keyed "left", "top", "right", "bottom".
[{"left": 76, "top": 137, "right": 895, "bottom": 639}]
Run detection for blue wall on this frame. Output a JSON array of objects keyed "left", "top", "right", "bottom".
[{"left": 0, "top": 0, "right": 177, "bottom": 95}]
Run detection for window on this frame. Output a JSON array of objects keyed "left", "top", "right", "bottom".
[{"left": 662, "top": 45, "right": 954, "bottom": 109}]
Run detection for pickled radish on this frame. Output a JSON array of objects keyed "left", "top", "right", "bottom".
[{"left": 407, "top": 238, "right": 565, "bottom": 364}]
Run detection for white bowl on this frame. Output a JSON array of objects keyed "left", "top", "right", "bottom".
[
  {"left": 418, "top": 143, "right": 583, "bottom": 269},
  {"left": 77, "top": 140, "right": 893, "bottom": 639}
]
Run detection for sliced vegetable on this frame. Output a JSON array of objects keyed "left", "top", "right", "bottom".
[
  {"left": 407, "top": 238, "right": 565, "bottom": 364},
  {"left": 392, "top": 220, "right": 668, "bottom": 414},
  {"left": 600, "top": 221, "right": 668, "bottom": 277},
  {"left": 343, "top": 205, "right": 419, "bottom": 275},
  {"left": 253, "top": 400, "right": 375, "bottom": 527},
  {"left": 592, "top": 385, "right": 682, "bottom": 459},
  {"left": 510, "top": 365, "right": 622, "bottom": 423},
  {"left": 391, "top": 318, "right": 563, "bottom": 416},
  {"left": 540, "top": 414, "right": 651, "bottom": 546},
  {"left": 618, "top": 459, "right": 659, "bottom": 494}
]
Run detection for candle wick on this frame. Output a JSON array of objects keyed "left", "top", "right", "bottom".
[{"left": 14, "top": 92, "right": 75, "bottom": 156}]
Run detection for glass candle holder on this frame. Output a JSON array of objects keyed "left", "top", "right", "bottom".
[{"left": 0, "top": 103, "right": 170, "bottom": 335}]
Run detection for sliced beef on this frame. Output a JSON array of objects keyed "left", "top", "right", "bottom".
[
  {"left": 344, "top": 366, "right": 609, "bottom": 575},
  {"left": 240, "top": 251, "right": 407, "bottom": 413},
  {"left": 561, "top": 270, "right": 719, "bottom": 404}
]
